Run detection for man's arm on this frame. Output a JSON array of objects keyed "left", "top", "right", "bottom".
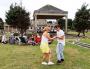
[{"left": 57, "top": 35, "right": 64, "bottom": 40}]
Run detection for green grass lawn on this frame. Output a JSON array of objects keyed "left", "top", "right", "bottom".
[
  {"left": 66, "top": 38, "right": 90, "bottom": 44},
  {"left": 0, "top": 42, "right": 90, "bottom": 69},
  {"left": 80, "top": 38, "right": 90, "bottom": 44},
  {"left": 68, "top": 31, "right": 78, "bottom": 35},
  {"left": 68, "top": 31, "right": 90, "bottom": 44},
  {"left": 68, "top": 31, "right": 90, "bottom": 36},
  {"left": 86, "top": 32, "right": 90, "bottom": 35}
]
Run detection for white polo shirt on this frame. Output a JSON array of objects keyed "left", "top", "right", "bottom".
[{"left": 57, "top": 30, "right": 65, "bottom": 45}]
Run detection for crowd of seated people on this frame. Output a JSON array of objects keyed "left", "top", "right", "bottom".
[
  {"left": 0, "top": 32, "right": 55, "bottom": 46},
  {"left": 1, "top": 32, "right": 41, "bottom": 46},
  {"left": 28, "top": 34, "right": 41, "bottom": 46}
]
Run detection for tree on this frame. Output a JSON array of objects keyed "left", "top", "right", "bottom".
[
  {"left": 57, "top": 18, "right": 65, "bottom": 29},
  {"left": 57, "top": 18, "right": 73, "bottom": 30},
  {"left": 68, "top": 19, "right": 74, "bottom": 30},
  {"left": 0, "top": 18, "right": 4, "bottom": 30},
  {"left": 86, "top": 20, "right": 90, "bottom": 32},
  {"left": 5, "top": 4, "right": 30, "bottom": 35},
  {"left": 74, "top": 3, "right": 90, "bottom": 36}
]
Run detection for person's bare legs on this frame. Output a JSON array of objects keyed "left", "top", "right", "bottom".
[
  {"left": 42, "top": 53, "right": 48, "bottom": 65},
  {"left": 42, "top": 53, "right": 50, "bottom": 62},
  {"left": 42, "top": 51, "right": 54, "bottom": 65},
  {"left": 48, "top": 52, "right": 52, "bottom": 62},
  {"left": 48, "top": 50, "right": 54, "bottom": 65},
  {"left": 42, "top": 53, "right": 47, "bottom": 62}
]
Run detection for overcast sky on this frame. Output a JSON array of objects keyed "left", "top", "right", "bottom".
[{"left": 0, "top": 0, "right": 90, "bottom": 21}]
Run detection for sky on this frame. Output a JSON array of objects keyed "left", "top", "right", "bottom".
[{"left": 0, "top": 0, "right": 90, "bottom": 21}]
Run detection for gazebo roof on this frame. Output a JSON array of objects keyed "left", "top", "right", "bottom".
[{"left": 34, "top": 4, "right": 68, "bottom": 14}]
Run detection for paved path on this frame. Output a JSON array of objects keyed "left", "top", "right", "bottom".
[
  {"left": 75, "top": 42, "right": 90, "bottom": 48},
  {"left": 67, "top": 41, "right": 90, "bottom": 48}
]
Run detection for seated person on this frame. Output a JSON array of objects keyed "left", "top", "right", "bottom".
[
  {"left": 23, "top": 34, "right": 28, "bottom": 43},
  {"left": 15, "top": 36, "right": 20, "bottom": 44},
  {"left": 2, "top": 34, "right": 7, "bottom": 44},
  {"left": 28, "top": 37, "right": 32, "bottom": 45},
  {"left": 31, "top": 35, "right": 36, "bottom": 46},
  {"left": 35, "top": 34, "right": 41, "bottom": 44},
  {"left": 9, "top": 35, "right": 15, "bottom": 44},
  {"left": 19, "top": 36, "right": 27, "bottom": 44},
  {"left": 28, "top": 35, "right": 36, "bottom": 46}
]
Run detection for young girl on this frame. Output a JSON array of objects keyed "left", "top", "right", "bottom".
[{"left": 40, "top": 26, "right": 54, "bottom": 65}]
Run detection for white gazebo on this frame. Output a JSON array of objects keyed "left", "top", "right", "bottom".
[{"left": 33, "top": 4, "right": 68, "bottom": 33}]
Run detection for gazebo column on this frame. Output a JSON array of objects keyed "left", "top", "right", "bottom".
[
  {"left": 16, "top": 27, "right": 18, "bottom": 32},
  {"left": 12, "top": 27, "right": 13, "bottom": 32},
  {"left": 35, "top": 15, "right": 37, "bottom": 32},
  {"left": 65, "top": 15, "right": 68, "bottom": 34},
  {"left": 8, "top": 26, "right": 9, "bottom": 32}
]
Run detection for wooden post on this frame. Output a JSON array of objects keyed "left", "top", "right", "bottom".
[{"left": 65, "top": 15, "right": 68, "bottom": 34}]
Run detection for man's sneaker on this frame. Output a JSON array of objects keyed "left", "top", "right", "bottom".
[
  {"left": 57, "top": 60, "right": 62, "bottom": 64},
  {"left": 41, "top": 62, "right": 47, "bottom": 65},
  {"left": 61, "top": 59, "right": 64, "bottom": 62},
  {"left": 48, "top": 62, "right": 54, "bottom": 65}
]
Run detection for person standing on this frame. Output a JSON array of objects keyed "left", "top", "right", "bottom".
[
  {"left": 55, "top": 24, "right": 65, "bottom": 64},
  {"left": 40, "top": 26, "right": 54, "bottom": 65},
  {"left": 2, "top": 33, "right": 7, "bottom": 44}
]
